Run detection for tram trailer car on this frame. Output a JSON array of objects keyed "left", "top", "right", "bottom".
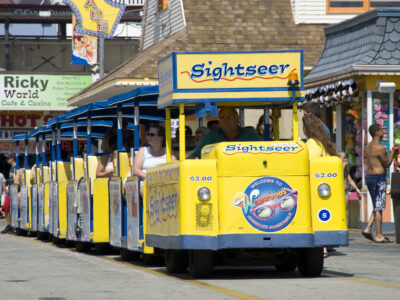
[{"left": 145, "top": 141, "right": 348, "bottom": 278}]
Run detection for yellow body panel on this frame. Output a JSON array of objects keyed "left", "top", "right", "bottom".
[
  {"left": 309, "top": 157, "right": 347, "bottom": 232},
  {"left": 146, "top": 160, "right": 218, "bottom": 237},
  {"left": 93, "top": 178, "right": 110, "bottom": 243},
  {"left": 44, "top": 182, "right": 50, "bottom": 230},
  {"left": 56, "top": 162, "right": 72, "bottom": 239},
  {"left": 58, "top": 182, "right": 68, "bottom": 239},
  {"left": 145, "top": 141, "right": 348, "bottom": 249}
]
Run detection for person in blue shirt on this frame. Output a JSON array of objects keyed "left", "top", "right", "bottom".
[{"left": 192, "top": 107, "right": 262, "bottom": 158}]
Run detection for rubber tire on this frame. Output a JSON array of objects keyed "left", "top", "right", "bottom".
[
  {"left": 75, "top": 241, "right": 91, "bottom": 252},
  {"left": 143, "top": 254, "right": 164, "bottom": 266},
  {"left": 189, "top": 250, "right": 213, "bottom": 278},
  {"left": 15, "top": 228, "right": 26, "bottom": 236},
  {"left": 275, "top": 255, "right": 297, "bottom": 272},
  {"left": 120, "top": 248, "right": 140, "bottom": 261},
  {"left": 36, "top": 232, "right": 48, "bottom": 241},
  {"left": 165, "top": 249, "right": 188, "bottom": 273},
  {"left": 298, "top": 247, "right": 324, "bottom": 277},
  {"left": 95, "top": 243, "right": 115, "bottom": 255}
]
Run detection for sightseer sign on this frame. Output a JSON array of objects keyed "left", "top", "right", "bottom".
[
  {"left": 157, "top": 51, "right": 305, "bottom": 108},
  {"left": 0, "top": 74, "right": 92, "bottom": 110}
]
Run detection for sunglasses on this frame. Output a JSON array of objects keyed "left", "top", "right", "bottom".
[
  {"left": 147, "top": 133, "right": 157, "bottom": 137},
  {"left": 252, "top": 189, "right": 298, "bottom": 221}
]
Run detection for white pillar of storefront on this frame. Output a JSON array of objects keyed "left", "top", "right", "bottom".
[{"left": 362, "top": 90, "right": 394, "bottom": 225}]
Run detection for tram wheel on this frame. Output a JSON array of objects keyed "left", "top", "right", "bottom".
[
  {"left": 165, "top": 249, "right": 188, "bottom": 273},
  {"left": 189, "top": 250, "right": 213, "bottom": 278},
  {"left": 95, "top": 243, "right": 116, "bottom": 255},
  {"left": 37, "top": 232, "right": 48, "bottom": 241},
  {"left": 143, "top": 254, "right": 164, "bottom": 266},
  {"left": 15, "top": 228, "right": 26, "bottom": 236},
  {"left": 120, "top": 248, "right": 140, "bottom": 261},
  {"left": 75, "top": 241, "right": 91, "bottom": 252},
  {"left": 275, "top": 254, "right": 297, "bottom": 272},
  {"left": 297, "top": 247, "right": 324, "bottom": 277}
]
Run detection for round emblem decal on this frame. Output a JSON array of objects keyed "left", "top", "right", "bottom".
[{"left": 233, "top": 177, "right": 298, "bottom": 232}]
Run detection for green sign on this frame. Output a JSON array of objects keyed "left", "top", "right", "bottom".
[{"left": 0, "top": 74, "right": 92, "bottom": 110}]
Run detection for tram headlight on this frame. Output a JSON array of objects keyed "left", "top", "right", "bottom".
[
  {"left": 197, "top": 186, "right": 211, "bottom": 201},
  {"left": 318, "top": 183, "right": 331, "bottom": 197}
]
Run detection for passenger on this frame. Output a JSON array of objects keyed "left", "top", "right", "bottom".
[
  {"left": 336, "top": 151, "right": 362, "bottom": 210},
  {"left": 362, "top": 124, "right": 396, "bottom": 243},
  {"left": 192, "top": 107, "right": 262, "bottom": 158},
  {"left": 302, "top": 113, "right": 335, "bottom": 158},
  {"left": 256, "top": 114, "right": 274, "bottom": 140},
  {"left": 1, "top": 154, "right": 17, "bottom": 234},
  {"left": 173, "top": 126, "right": 195, "bottom": 151},
  {"left": 133, "top": 125, "right": 177, "bottom": 196},
  {"left": 302, "top": 102, "right": 331, "bottom": 139},
  {"left": 194, "top": 127, "right": 209, "bottom": 147},
  {"left": 207, "top": 120, "right": 220, "bottom": 131},
  {"left": 96, "top": 133, "right": 117, "bottom": 178},
  {"left": 0, "top": 169, "right": 6, "bottom": 219}
]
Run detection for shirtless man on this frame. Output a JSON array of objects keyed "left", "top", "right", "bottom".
[{"left": 362, "top": 124, "right": 396, "bottom": 243}]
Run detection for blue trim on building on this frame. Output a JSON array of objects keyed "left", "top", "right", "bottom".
[{"left": 313, "top": 230, "right": 349, "bottom": 246}]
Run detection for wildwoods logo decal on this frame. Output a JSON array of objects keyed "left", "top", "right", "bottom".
[
  {"left": 233, "top": 177, "right": 298, "bottom": 232},
  {"left": 180, "top": 61, "right": 296, "bottom": 83}
]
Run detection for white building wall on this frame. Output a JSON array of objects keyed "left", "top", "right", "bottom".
[
  {"left": 292, "top": 0, "right": 358, "bottom": 24},
  {"left": 141, "top": 0, "right": 186, "bottom": 50}
]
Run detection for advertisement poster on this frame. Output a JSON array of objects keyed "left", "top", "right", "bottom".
[
  {"left": 31, "top": 184, "right": 38, "bottom": 232},
  {"left": 109, "top": 179, "right": 122, "bottom": 247},
  {"left": 371, "top": 92, "right": 391, "bottom": 181},
  {"left": 72, "top": 14, "right": 97, "bottom": 65},
  {"left": 125, "top": 178, "right": 139, "bottom": 251},
  {"left": 0, "top": 74, "right": 92, "bottom": 110}
]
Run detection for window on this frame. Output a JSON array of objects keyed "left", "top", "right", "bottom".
[
  {"left": 327, "top": 0, "right": 400, "bottom": 14},
  {"left": 158, "top": 0, "right": 168, "bottom": 12}
]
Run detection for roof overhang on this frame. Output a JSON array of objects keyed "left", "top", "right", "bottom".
[
  {"left": 67, "top": 78, "right": 158, "bottom": 107},
  {"left": 305, "top": 65, "right": 400, "bottom": 87}
]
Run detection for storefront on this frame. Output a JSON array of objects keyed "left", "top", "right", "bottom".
[{"left": 304, "top": 8, "right": 400, "bottom": 231}]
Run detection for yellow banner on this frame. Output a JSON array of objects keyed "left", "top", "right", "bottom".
[
  {"left": 158, "top": 51, "right": 304, "bottom": 108},
  {"left": 176, "top": 52, "right": 303, "bottom": 89},
  {"left": 64, "top": 0, "right": 126, "bottom": 38}
]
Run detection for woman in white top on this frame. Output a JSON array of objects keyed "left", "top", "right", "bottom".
[{"left": 133, "top": 125, "right": 176, "bottom": 195}]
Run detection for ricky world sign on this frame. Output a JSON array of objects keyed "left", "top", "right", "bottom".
[{"left": 3, "top": 76, "right": 49, "bottom": 100}]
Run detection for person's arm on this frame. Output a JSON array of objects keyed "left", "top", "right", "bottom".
[
  {"left": 96, "top": 154, "right": 114, "bottom": 178},
  {"left": 379, "top": 145, "right": 397, "bottom": 168},
  {"left": 133, "top": 147, "right": 146, "bottom": 180},
  {"left": 14, "top": 169, "right": 23, "bottom": 185},
  {"left": 171, "top": 154, "right": 177, "bottom": 161},
  {"left": 347, "top": 174, "right": 362, "bottom": 197}
]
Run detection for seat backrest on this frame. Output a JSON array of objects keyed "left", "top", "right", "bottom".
[
  {"left": 118, "top": 151, "right": 130, "bottom": 180},
  {"left": 74, "top": 157, "right": 85, "bottom": 179},
  {"left": 86, "top": 155, "right": 101, "bottom": 194},
  {"left": 57, "top": 161, "right": 72, "bottom": 183}
]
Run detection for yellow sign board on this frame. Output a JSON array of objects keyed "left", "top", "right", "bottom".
[
  {"left": 63, "top": 0, "right": 126, "bottom": 38},
  {"left": 158, "top": 51, "right": 305, "bottom": 108}
]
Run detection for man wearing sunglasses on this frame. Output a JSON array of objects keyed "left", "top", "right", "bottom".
[{"left": 192, "top": 107, "right": 262, "bottom": 158}]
